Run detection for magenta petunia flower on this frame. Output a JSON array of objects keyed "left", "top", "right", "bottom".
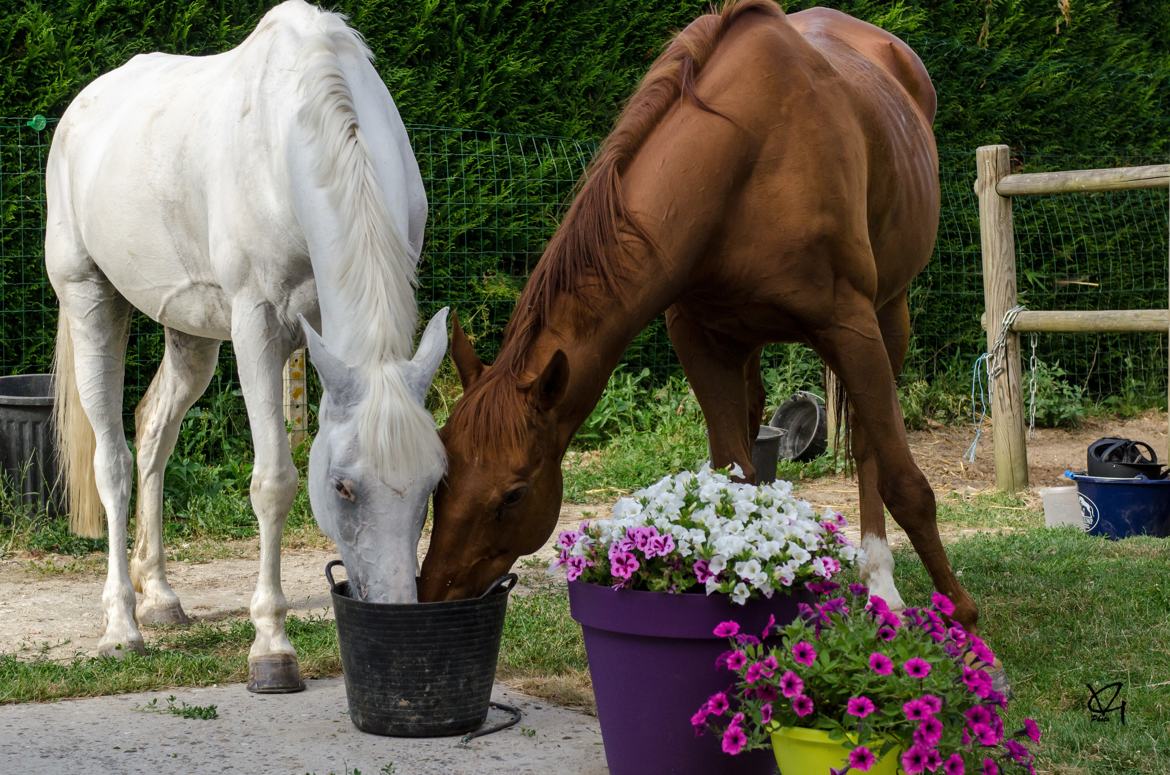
[
  {"left": 694, "top": 559, "right": 713, "bottom": 583},
  {"left": 721, "top": 723, "right": 747, "bottom": 755},
  {"left": 791, "top": 694, "right": 815, "bottom": 717},
  {"left": 848, "top": 746, "right": 876, "bottom": 771},
  {"left": 705, "top": 692, "right": 729, "bottom": 716},
  {"left": 904, "top": 657, "right": 932, "bottom": 679},
  {"left": 791, "top": 641, "right": 817, "bottom": 666},
  {"left": 920, "top": 694, "right": 943, "bottom": 714},
  {"left": 690, "top": 706, "right": 709, "bottom": 731},
  {"left": 903, "top": 698, "right": 932, "bottom": 721},
  {"left": 744, "top": 662, "right": 765, "bottom": 684},
  {"left": 969, "top": 635, "right": 996, "bottom": 666},
  {"left": 1004, "top": 739, "right": 1032, "bottom": 764},
  {"left": 779, "top": 670, "right": 804, "bottom": 699},
  {"left": 931, "top": 590, "right": 956, "bottom": 615},
  {"left": 847, "top": 696, "right": 876, "bottom": 718},
  {"left": 869, "top": 652, "right": 894, "bottom": 676},
  {"left": 761, "top": 655, "right": 779, "bottom": 676},
  {"left": 628, "top": 526, "right": 656, "bottom": 552},
  {"left": 849, "top": 582, "right": 868, "bottom": 597},
  {"left": 565, "top": 556, "right": 588, "bottom": 582},
  {"left": 981, "top": 758, "right": 999, "bottom": 775},
  {"left": 726, "top": 650, "right": 748, "bottom": 671},
  {"left": 914, "top": 715, "right": 943, "bottom": 746},
  {"left": 943, "top": 753, "right": 965, "bottom": 775},
  {"left": 760, "top": 702, "right": 773, "bottom": 725},
  {"left": 1022, "top": 718, "right": 1041, "bottom": 743},
  {"left": 900, "top": 745, "right": 929, "bottom": 775},
  {"left": 713, "top": 620, "right": 740, "bottom": 638},
  {"left": 965, "top": 705, "right": 992, "bottom": 727},
  {"left": 971, "top": 722, "right": 1002, "bottom": 746},
  {"left": 557, "top": 530, "right": 580, "bottom": 549},
  {"left": 761, "top": 613, "right": 776, "bottom": 638}
]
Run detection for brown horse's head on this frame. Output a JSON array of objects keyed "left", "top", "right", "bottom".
[{"left": 419, "top": 316, "right": 571, "bottom": 601}]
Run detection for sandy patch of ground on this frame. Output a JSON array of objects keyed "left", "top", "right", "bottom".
[{"left": 2, "top": 411, "right": 1162, "bottom": 660}]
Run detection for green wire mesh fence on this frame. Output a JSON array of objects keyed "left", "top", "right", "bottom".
[{"left": 2, "top": 116, "right": 1168, "bottom": 417}]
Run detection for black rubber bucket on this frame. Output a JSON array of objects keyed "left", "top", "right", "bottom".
[
  {"left": 770, "top": 391, "right": 828, "bottom": 462},
  {"left": 0, "top": 374, "right": 61, "bottom": 514},
  {"left": 752, "top": 424, "right": 783, "bottom": 484},
  {"left": 326, "top": 561, "right": 517, "bottom": 737}
]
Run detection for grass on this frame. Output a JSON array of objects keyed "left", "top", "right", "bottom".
[
  {"left": 2, "top": 525, "right": 1168, "bottom": 774},
  {"left": 137, "top": 694, "right": 218, "bottom": 719}
]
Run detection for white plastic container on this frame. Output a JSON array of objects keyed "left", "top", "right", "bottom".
[{"left": 1038, "top": 486, "right": 1081, "bottom": 528}]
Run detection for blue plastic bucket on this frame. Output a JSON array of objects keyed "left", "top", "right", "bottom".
[{"left": 1066, "top": 471, "right": 1170, "bottom": 539}]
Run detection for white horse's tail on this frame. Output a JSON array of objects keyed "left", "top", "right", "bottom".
[{"left": 53, "top": 312, "right": 103, "bottom": 538}]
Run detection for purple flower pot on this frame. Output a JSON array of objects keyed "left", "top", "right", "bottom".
[{"left": 568, "top": 581, "right": 813, "bottom": 775}]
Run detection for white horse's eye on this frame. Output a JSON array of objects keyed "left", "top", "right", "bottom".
[{"left": 333, "top": 478, "right": 356, "bottom": 502}]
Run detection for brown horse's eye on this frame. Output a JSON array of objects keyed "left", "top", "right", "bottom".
[{"left": 501, "top": 484, "right": 529, "bottom": 508}]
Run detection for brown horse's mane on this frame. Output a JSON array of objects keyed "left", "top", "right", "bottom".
[{"left": 452, "top": 0, "right": 781, "bottom": 450}]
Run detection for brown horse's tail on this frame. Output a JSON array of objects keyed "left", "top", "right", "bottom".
[
  {"left": 53, "top": 312, "right": 104, "bottom": 538},
  {"left": 828, "top": 366, "right": 853, "bottom": 472}
]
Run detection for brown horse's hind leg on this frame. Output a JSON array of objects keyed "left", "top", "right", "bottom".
[
  {"left": 854, "top": 295, "right": 910, "bottom": 610},
  {"left": 667, "top": 308, "right": 758, "bottom": 481},
  {"left": 816, "top": 291, "right": 978, "bottom": 630}
]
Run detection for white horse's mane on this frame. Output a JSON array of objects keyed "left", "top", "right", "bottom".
[{"left": 293, "top": 4, "right": 444, "bottom": 481}]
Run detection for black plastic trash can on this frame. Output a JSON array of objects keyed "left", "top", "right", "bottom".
[{"left": 0, "top": 374, "right": 60, "bottom": 514}]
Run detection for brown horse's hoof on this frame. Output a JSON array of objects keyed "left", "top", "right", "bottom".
[{"left": 247, "top": 654, "right": 305, "bottom": 694}]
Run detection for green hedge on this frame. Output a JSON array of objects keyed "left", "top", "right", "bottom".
[{"left": 2, "top": 0, "right": 1168, "bottom": 406}]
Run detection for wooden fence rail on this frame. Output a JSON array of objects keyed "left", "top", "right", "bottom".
[{"left": 976, "top": 144, "right": 1170, "bottom": 491}]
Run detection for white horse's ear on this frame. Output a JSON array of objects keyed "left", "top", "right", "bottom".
[
  {"left": 405, "top": 307, "right": 449, "bottom": 400},
  {"left": 298, "top": 314, "right": 360, "bottom": 407}
]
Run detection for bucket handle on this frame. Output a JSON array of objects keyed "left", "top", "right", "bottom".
[
  {"left": 324, "top": 559, "right": 346, "bottom": 591},
  {"left": 480, "top": 573, "right": 518, "bottom": 598}
]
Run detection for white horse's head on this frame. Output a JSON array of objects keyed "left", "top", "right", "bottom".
[{"left": 299, "top": 308, "right": 449, "bottom": 603}]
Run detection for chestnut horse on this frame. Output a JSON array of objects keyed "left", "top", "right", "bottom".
[{"left": 421, "top": 0, "right": 976, "bottom": 628}]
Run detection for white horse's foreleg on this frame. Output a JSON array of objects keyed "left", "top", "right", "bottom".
[
  {"left": 59, "top": 286, "right": 140, "bottom": 657},
  {"left": 231, "top": 299, "right": 303, "bottom": 693},
  {"left": 130, "top": 328, "right": 222, "bottom": 626}
]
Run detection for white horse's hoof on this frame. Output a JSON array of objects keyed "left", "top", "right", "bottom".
[
  {"left": 247, "top": 653, "right": 305, "bottom": 693},
  {"left": 97, "top": 635, "right": 146, "bottom": 658},
  {"left": 137, "top": 598, "right": 189, "bottom": 627}
]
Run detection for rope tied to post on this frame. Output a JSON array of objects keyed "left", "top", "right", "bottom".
[{"left": 967, "top": 305, "right": 1033, "bottom": 462}]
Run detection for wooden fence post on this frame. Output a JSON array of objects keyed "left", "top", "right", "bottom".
[
  {"left": 284, "top": 348, "right": 308, "bottom": 449},
  {"left": 976, "top": 145, "right": 1029, "bottom": 492}
]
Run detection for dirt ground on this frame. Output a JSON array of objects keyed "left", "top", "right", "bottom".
[{"left": 1, "top": 411, "right": 1164, "bottom": 661}]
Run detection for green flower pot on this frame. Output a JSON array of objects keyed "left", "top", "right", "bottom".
[{"left": 770, "top": 726, "right": 904, "bottom": 775}]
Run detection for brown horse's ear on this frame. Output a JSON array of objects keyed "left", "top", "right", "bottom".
[
  {"left": 532, "top": 349, "right": 569, "bottom": 412},
  {"left": 450, "top": 311, "right": 484, "bottom": 390}
]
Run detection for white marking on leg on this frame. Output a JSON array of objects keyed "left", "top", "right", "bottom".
[{"left": 860, "top": 534, "right": 905, "bottom": 611}]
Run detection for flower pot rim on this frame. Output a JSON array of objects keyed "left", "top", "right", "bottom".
[{"left": 770, "top": 725, "right": 899, "bottom": 745}]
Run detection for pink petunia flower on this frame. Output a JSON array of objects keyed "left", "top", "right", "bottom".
[
  {"left": 869, "top": 652, "right": 894, "bottom": 676},
  {"left": 721, "top": 723, "right": 747, "bottom": 755},
  {"left": 900, "top": 745, "right": 929, "bottom": 775},
  {"left": 744, "top": 662, "right": 765, "bottom": 684},
  {"left": 713, "top": 620, "right": 740, "bottom": 638},
  {"left": 779, "top": 670, "right": 804, "bottom": 699},
  {"left": 690, "top": 706, "right": 709, "bottom": 732},
  {"left": 847, "top": 696, "right": 876, "bottom": 718},
  {"left": 848, "top": 746, "right": 876, "bottom": 772},
  {"left": 943, "top": 753, "right": 965, "bottom": 775},
  {"left": 1022, "top": 718, "right": 1041, "bottom": 743},
  {"left": 904, "top": 657, "right": 932, "bottom": 679},
  {"left": 981, "top": 759, "right": 999, "bottom": 775},
  {"left": 914, "top": 716, "right": 944, "bottom": 747},
  {"left": 791, "top": 641, "right": 817, "bottom": 666},
  {"left": 557, "top": 530, "right": 580, "bottom": 550},
  {"left": 760, "top": 703, "right": 773, "bottom": 725},
  {"left": 920, "top": 694, "right": 943, "bottom": 714},
  {"left": 610, "top": 551, "right": 639, "bottom": 579},
  {"left": 694, "top": 560, "right": 713, "bottom": 584},
  {"left": 903, "top": 698, "right": 932, "bottom": 721},
  {"left": 877, "top": 626, "right": 898, "bottom": 642},
  {"left": 791, "top": 694, "right": 815, "bottom": 717},
  {"left": 705, "top": 692, "right": 729, "bottom": 716},
  {"left": 726, "top": 650, "right": 748, "bottom": 671},
  {"left": 931, "top": 591, "right": 956, "bottom": 617}
]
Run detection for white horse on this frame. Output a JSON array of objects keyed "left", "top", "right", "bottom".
[{"left": 44, "top": 0, "right": 447, "bottom": 692}]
